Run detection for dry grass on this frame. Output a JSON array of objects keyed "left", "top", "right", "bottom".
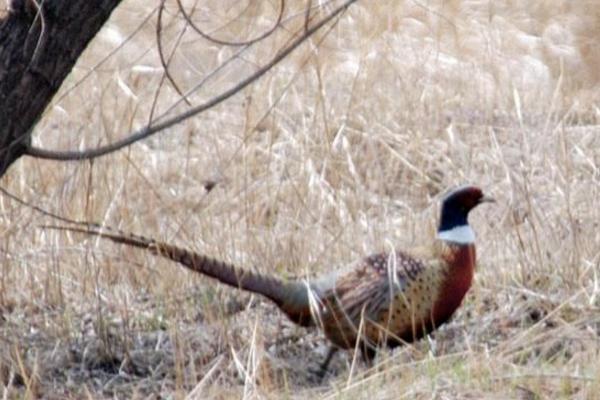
[{"left": 1, "top": 0, "right": 600, "bottom": 398}]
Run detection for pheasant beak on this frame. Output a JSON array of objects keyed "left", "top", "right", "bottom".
[{"left": 479, "top": 195, "right": 496, "bottom": 204}]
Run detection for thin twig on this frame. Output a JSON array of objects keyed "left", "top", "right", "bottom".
[
  {"left": 304, "top": 0, "right": 312, "bottom": 32},
  {"left": 176, "top": 0, "right": 285, "bottom": 47},
  {"left": 156, "top": 0, "right": 191, "bottom": 107},
  {"left": 52, "top": 6, "right": 159, "bottom": 105},
  {"left": 0, "top": 185, "right": 90, "bottom": 227}
]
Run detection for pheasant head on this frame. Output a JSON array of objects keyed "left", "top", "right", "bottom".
[{"left": 437, "top": 185, "right": 495, "bottom": 244}]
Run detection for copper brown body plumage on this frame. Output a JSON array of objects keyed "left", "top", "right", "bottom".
[{"left": 46, "top": 185, "right": 493, "bottom": 372}]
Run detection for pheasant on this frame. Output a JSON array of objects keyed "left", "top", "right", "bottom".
[{"left": 45, "top": 185, "right": 493, "bottom": 374}]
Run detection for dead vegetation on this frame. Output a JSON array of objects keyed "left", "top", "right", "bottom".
[{"left": 1, "top": 0, "right": 600, "bottom": 398}]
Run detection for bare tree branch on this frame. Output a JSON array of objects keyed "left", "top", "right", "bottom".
[{"left": 25, "top": 0, "right": 360, "bottom": 162}]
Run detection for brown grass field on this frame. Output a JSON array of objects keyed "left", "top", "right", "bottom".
[{"left": 1, "top": 0, "right": 600, "bottom": 398}]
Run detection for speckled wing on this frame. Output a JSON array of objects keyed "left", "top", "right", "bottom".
[
  {"left": 364, "top": 252, "right": 448, "bottom": 347},
  {"left": 317, "top": 251, "right": 430, "bottom": 349}
]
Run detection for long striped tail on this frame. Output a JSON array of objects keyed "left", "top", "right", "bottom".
[{"left": 43, "top": 224, "right": 313, "bottom": 326}]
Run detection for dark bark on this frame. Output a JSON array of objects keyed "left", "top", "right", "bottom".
[{"left": 0, "top": 0, "right": 123, "bottom": 176}]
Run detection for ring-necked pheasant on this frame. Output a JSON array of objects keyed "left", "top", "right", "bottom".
[{"left": 45, "top": 185, "right": 493, "bottom": 374}]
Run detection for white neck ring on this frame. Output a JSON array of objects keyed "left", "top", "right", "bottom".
[{"left": 437, "top": 225, "right": 475, "bottom": 244}]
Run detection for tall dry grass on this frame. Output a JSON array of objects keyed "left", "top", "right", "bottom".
[{"left": 1, "top": 0, "right": 599, "bottom": 398}]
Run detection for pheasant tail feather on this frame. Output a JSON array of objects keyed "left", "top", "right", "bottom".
[{"left": 44, "top": 224, "right": 312, "bottom": 325}]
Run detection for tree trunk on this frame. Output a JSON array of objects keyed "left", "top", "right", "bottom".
[{"left": 0, "top": 0, "right": 124, "bottom": 176}]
